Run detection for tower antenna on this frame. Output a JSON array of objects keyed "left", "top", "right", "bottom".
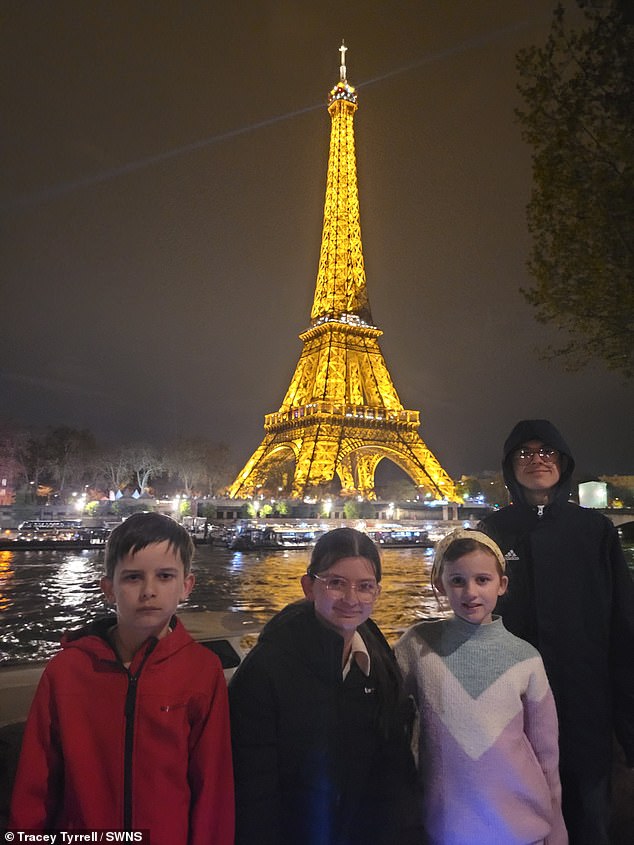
[{"left": 339, "top": 41, "right": 347, "bottom": 82}]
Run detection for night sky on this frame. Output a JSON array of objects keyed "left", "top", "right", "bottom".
[{"left": 2, "top": 1, "right": 632, "bottom": 480}]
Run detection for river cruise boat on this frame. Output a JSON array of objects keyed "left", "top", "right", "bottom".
[
  {"left": 0, "top": 520, "right": 110, "bottom": 550},
  {"left": 227, "top": 521, "right": 434, "bottom": 551},
  {"left": 366, "top": 526, "right": 434, "bottom": 548},
  {"left": 228, "top": 523, "right": 326, "bottom": 551}
]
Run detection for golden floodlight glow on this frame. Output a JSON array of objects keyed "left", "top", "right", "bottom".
[{"left": 229, "top": 45, "right": 457, "bottom": 502}]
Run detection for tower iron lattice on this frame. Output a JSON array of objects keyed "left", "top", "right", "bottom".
[{"left": 230, "top": 45, "right": 457, "bottom": 502}]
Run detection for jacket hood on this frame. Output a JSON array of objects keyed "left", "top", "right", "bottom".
[
  {"left": 502, "top": 419, "right": 575, "bottom": 507},
  {"left": 61, "top": 615, "right": 191, "bottom": 670}
]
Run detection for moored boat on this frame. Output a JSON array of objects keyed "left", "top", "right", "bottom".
[
  {"left": 226, "top": 521, "right": 435, "bottom": 551},
  {"left": 0, "top": 521, "right": 110, "bottom": 551},
  {"left": 228, "top": 523, "right": 325, "bottom": 551},
  {"left": 367, "top": 527, "right": 434, "bottom": 548}
]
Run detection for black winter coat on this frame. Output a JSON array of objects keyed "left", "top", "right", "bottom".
[
  {"left": 229, "top": 600, "right": 421, "bottom": 845},
  {"left": 479, "top": 420, "right": 634, "bottom": 841}
]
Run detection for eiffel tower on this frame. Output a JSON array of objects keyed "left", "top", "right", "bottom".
[{"left": 230, "top": 45, "right": 456, "bottom": 502}]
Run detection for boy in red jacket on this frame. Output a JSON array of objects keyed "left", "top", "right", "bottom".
[{"left": 10, "top": 512, "right": 234, "bottom": 845}]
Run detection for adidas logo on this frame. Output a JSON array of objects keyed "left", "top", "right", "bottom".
[{"left": 505, "top": 549, "right": 520, "bottom": 561}]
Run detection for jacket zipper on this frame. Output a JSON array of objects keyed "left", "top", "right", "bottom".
[
  {"left": 122, "top": 639, "right": 158, "bottom": 830},
  {"left": 536, "top": 505, "right": 545, "bottom": 518}
]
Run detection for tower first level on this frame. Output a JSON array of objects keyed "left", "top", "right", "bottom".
[{"left": 229, "top": 46, "right": 457, "bottom": 502}]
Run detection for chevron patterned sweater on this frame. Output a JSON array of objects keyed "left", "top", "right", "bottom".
[{"left": 395, "top": 616, "right": 567, "bottom": 845}]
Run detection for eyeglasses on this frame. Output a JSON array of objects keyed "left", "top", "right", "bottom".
[
  {"left": 310, "top": 573, "right": 380, "bottom": 602},
  {"left": 513, "top": 447, "right": 560, "bottom": 464}
]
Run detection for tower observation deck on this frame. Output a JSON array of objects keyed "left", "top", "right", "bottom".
[{"left": 229, "top": 45, "right": 457, "bottom": 502}]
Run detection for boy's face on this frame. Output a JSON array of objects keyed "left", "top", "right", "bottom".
[
  {"left": 436, "top": 549, "right": 507, "bottom": 626},
  {"left": 101, "top": 540, "right": 194, "bottom": 642},
  {"left": 512, "top": 439, "right": 561, "bottom": 496}
]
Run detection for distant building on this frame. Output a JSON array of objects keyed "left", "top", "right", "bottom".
[{"left": 578, "top": 480, "right": 608, "bottom": 509}]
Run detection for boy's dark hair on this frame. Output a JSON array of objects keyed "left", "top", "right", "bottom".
[{"left": 104, "top": 512, "right": 194, "bottom": 578}]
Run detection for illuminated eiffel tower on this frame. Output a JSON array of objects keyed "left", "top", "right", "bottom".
[{"left": 230, "top": 45, "right": 456, "bottom": 502}]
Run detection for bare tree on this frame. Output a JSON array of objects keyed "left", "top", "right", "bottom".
[
  {"left": 5, "top": 427, "right": 50, "bottom": 501},
  {"left": 164, "top": 439, "right": 207, "bottom": 496},
  {"left": 44, "top": 426, "right": 97, "bottom": 494},
  {"left": 164, "top": 439, "right": 235, "bottom": 497},
  {"left": 125, "top": 444, "right": 165, "bottom": 493},
  {"left": 199, "top": 443, "right": 235, "bottom": 497},
  {"left": 0, "top": 423, "right": 27, "bottom": 498},
  {"left": 95, "top": 446, "right": 135, "bottom": 494}
]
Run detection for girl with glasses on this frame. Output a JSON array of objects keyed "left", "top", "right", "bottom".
[{"left": 229, "top": 527, "right": 421, "bottom": 845}]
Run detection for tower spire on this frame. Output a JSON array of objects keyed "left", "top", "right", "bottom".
[
  {"left": 339, "top": 40, "right": 347, "bottom": 81},
  {"left": 229, "top": 48, "right": 457, "bottom": 502},
  {"left": 311, "top": 41, "right": 371, "bottom": 325}
]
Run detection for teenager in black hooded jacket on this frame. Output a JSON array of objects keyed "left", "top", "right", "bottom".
[
  {"left": 228, "top": 527, "right": 421, "bottom": 845},
  {"left": 479, "top": 419, "right": 634, "bottom": 845}
]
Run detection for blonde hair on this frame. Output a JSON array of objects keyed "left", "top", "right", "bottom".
[{"left": 431, "top": 528, "right": 506, "bottom": 589}]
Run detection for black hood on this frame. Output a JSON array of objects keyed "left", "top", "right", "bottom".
[{"left": 502, "top": 419, "right": 575, "bottom": 507}]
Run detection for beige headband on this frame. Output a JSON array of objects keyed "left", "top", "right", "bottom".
[{"left": 431, "top": 528, "right": 506, "bottom": 585}]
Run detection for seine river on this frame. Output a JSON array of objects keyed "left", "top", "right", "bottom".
[
  {"left": 0, "top": 544, "right": 445, "bottom": 664},
  {"left": 3, "top": 541, "right": 633, "bottom": 665}
]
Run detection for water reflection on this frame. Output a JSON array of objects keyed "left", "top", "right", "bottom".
[
  {"left": 190, "top": 546, "right": 448, "bottom": 642},
  {"left": 0, "top": 550, "right": 105, "bottom": 662},
  {"left": 2, "top": 542, "right": 633, "bottom": 663},
  {"left": 0, "top": 551, "right": 15, "bottom": 613}
]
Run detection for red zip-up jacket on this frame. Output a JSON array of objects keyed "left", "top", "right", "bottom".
[{"left": 9, "top": 616, "right": 234, "bottom": 845}]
